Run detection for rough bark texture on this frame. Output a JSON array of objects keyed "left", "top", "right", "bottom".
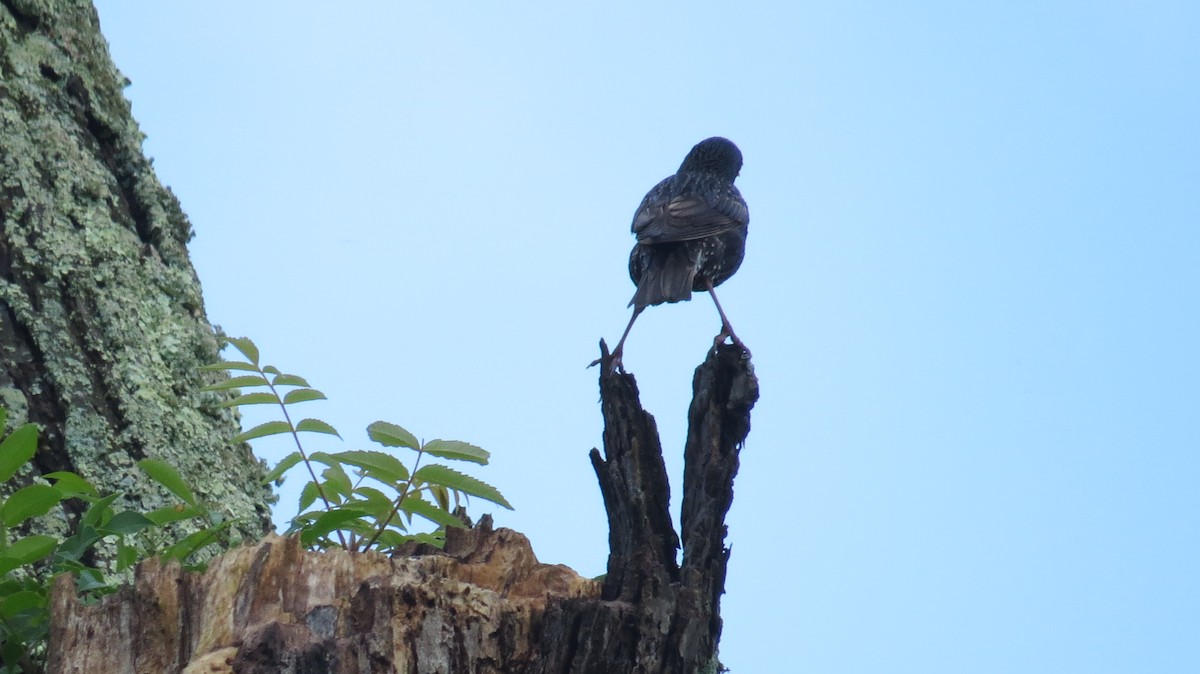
[
  {"left": 49, "top": 522, "right": 600, "bottom": 674},
  {"left": 586, "top": 342, "right": 758, "bottom": 672},
  {"left": 0, "top": 0, "right": 272, "bottom": 546},
  {"left": 49, "top": 344, "right": 758, "bottom": 673}
]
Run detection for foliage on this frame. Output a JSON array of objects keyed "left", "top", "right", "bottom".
[
  {"left": 0, "top": 408, "right": 228, "bottom": 674},
  {"left": 0, "top": 335, "right": 509, "bottom": 670},
  {"left": 203, "top": 336, "right": 512, "bottom": 553}
]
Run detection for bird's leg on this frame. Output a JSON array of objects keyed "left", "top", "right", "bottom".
[
  {"left": 590, "top": 305, "right": 644, "bottom": 373},
  {"left": 609, "top": 306, "right": 644, "bottom": 371},
  {"left": 704, "top": 279, "right": 743, "bottom": 349}
]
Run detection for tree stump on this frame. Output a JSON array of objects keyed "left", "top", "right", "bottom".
[{"left": 49, "top": 343, "right": 757, "bottom": 672}]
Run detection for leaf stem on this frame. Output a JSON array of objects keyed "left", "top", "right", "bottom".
[
  {"left": 363, "top": 448, "right": 424, "bottom": 552},
  {"left": 263, "top": 370, "right": 348, "bottom": 549}
]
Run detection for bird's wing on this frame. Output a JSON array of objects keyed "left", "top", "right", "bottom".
[{"left": 632, "top": 177, "right": 748, "bottom": 244}]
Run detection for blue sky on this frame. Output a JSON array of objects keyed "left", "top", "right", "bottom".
[{"left": 94, "top": 2, "right": 1198, "bottom": 671}]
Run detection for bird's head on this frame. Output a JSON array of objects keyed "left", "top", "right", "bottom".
[{"left": 678, "top": 137, "right": 743, "bottom": 181}]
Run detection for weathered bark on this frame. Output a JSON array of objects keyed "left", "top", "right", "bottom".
[
  {"left": 49, "top": 521, "right": 600, "bottom": 674},
  {"left": 49, "top": 344, "right": 758, "bottom": 673},
  {"left": 0, "top": 0, "right": 272, "bottom": 546},
  {"left": 584, "top": 341, "right": 758, "bottom": 672}
]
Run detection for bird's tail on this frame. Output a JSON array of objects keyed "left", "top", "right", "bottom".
[{"left": 629, "top": 245, "right": 696, "bottom": 308}]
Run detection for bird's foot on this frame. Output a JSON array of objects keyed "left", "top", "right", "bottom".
[
  {"left": 587, "top": 354, "right": 625, "bottom": 374},
  {"left": 711, "top": 325, "right": 749, "bottom": 356},
  {"left": 588, "top": 339, "right": 626, "bottom": 374}
]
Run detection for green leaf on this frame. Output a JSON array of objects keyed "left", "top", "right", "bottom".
[
  {"left": 219, "top": 392, "right": 279, "bottom": 407},
  {"left": 421, "top": 439, "right": 490, "bottom": 465},
  {"left": 201, "top": 375, "right": 269, "bottom": 392},
  {"left": 0, "top": 424, "right": 39, "bottom": 482},
  {"left": 138, "top": 459, "right": 197, "bottom": 506},
  {"left": 72, "top": 567, "right": 108, "bottom": 593},
  {"left": 200, "top": 361, "right": 261, "bottom": 372},
  {"left": 317, "top": 481, "right": 345, "bottom": 506},
  {"left": 367, "top": 421, "right": 419, "bottom": 450},
  {"left": 0, "top": 589, "right": 45, "bottom": 618},
  {"left": 80, "top": 494, "right": 120, "bottom": 528},
  {"left": 272, "top": 373, "right": 310, "bottom": 387},
  {"left": 413, "top": 465, "right": 512, "bottom": 509},
  {"left": 233, "top": 420, "right": 293, "bottom": 443},
  {"left": 333, "top": 450, "right": 409, "bottom": 483},
  {"left": 330, "top": 514, "right": 375, "bottom": 537},
  {"left": 414, "top": 530, "right": 447, "bottom": 545},
  {"left": 298, "top": 481, "right": 320, "bottom": 511},
  {"left": 263, "top": 451, "right": 304, "bottom": 483},
  {"left": 399, "top": 496, "right": 464, "bottom": 529},
  {"left": 287, "top": 509, "right": 326, "bottom": 534},
  {"left": 369, "top": 529, "right": 411, "bottom": 550},
  {"left": 320, "top": 463, "right": 353, "bottom": 498},
  {"left": 2, "top": 485, "right": 63, "bottom": 526},
  {"left": 226, "top": 336, "right": 260, "bottom": 365},
  {"left": 0, "top": 535, "right": 58, "bottom": 565},
  {"left": 295, "top": 419, "right": 340, "bottom": 437},
  {"left": 102, "top": 511, "right": 155, "bottom": 535},
  {"left": 144, "top": 504, "right": 206, "bottom": 525},
  {"left": 160, "top": 526, "right": 222, "bottom": 563},
  {"left": 299, "top": 509, "right": 368, "bottom": 548},
  {"left": 307, "top": 451, "right": 341, "bottom": 468},
  {"left": 0, "top": 407, "right": 5, "bottom": 431},
  {"left": 283, "top": 388, "right": 326, "bottom": 405},
  {"left": 44, "top": 471, "right": 98, "bottom": 497},
  {"left": 54, "top": 525, "right": 100, "bottom": 564},
  {"left": 116, "top": 540, "right": 138, "bottom": 571},
  {"left": 81, "top": 491, "right": 120, "bottom": 527},
  {"left": 263, "top": 365, "right": 281, "bottom": 375},
  {"left": 431, "top": 484, "right": 450, "bottom": 511},
  {"left": 344, "top": 487, "right": 393, "bottom": 516}
]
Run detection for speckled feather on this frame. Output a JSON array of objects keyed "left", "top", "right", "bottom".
[{"left": 627, "top": 138, "right": 749, "bottom": 309}]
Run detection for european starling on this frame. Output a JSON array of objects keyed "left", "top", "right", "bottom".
[{"left": 600, "top": 137, "right": 749, "bottom": 370}]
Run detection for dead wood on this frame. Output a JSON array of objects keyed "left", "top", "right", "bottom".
[{"left": 49, "top": 343, "right": 757, "bottom": 673}]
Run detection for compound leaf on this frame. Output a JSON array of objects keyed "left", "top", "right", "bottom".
[
  {"left": 272, "top": 373, "right": 309, "bottom": 388},
  {"left": 334, "top": 450, "right": 409, "bottom": 483},
  {"left": 233, "top": 420, "right": 293, "bottom": 444},
  {"left": 200, "top": 361, "right": 260, "bottom": 373},
  {"left": 367, "top": 421, "right": 419, "bottom": 451},
  {"left": 296, "top": 419, "right": 340, "bottom": 438},
  {"left": 226, "top": 336, "right": 260, "bottom": 365},
  {"left": 414, "top": 465, "right": 512, "bottom": 510},
  {"left": 299, "top": 509, "right": 368, "bottom": 547},
  {"left": 201, "top": 375, "right": 269, "bottom": 392},
  {"left": 399, "top": 496, "right": 463, "bottom": 529},
  {"left": 220, "top": 392, "right": 278, "bottom": 408},
  {"left": 422, "top": 439, "right": 489, "bottom": 465},
  {"left": 264, "top": 451, "right": 304, "bottom": 483},
  {"left": 283, "top": 388, "right": 326, "bottom": 405}
]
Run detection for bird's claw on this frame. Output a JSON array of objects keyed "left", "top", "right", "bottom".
[
  {"left": 711, "top": 324, "right": 749, "bottom": 356},
  {"left": 588, "top": 354, "right": 625, "bottom": 374},
  {"left": 589, "top": 340, "right": 626, "bottom": 374}
]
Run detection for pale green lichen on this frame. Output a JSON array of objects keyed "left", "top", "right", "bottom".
[{"left": 1, "top": 1, "right": 274, "bottom": 553}]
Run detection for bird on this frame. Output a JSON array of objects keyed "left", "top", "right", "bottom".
[{"left": 597, "top": 136, "right": 749, "bottom": 371}]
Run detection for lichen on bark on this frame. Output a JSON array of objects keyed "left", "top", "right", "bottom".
[{"left": 0, "top": 0, "right": 272, "bottom": 551}]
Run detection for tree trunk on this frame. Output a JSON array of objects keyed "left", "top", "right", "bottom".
[
  {"left": 0, "top": 0, "right": 271, "bottom": 546},
  {"left": 49, "top": 344, "right": 758, "bottom": 673}
]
